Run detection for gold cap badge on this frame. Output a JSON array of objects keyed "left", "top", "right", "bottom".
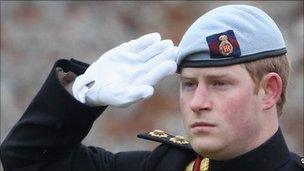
[{"left": 219, "top": 34, "right": 233, "bottom": 56}]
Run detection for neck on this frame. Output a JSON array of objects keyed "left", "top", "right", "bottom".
[
  {"left": 210, "top": 111, "right": 279, "bottom": 160},
  {"left": 208, "top": 128, "right": 290, "bottom": 170}
]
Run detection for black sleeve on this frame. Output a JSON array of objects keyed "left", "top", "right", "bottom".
[{"left": 0, "top": 59, "right": 150, "bottom": 171}]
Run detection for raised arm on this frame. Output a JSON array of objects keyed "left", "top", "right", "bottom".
[{"left": 0, "top": 33, "right": 178, "bottom": 171}]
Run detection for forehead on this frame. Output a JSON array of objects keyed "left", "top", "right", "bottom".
[{"left": 180, "top": 64, "right": 247, "bottom": 78}]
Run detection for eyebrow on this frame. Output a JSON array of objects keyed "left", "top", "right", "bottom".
[{"left": 180, "top": 74, "right": 231, "bottom": 80}]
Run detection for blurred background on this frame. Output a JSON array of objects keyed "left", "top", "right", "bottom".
[{"left": 1, "top": 1, "right": 303, "bottom": 168}]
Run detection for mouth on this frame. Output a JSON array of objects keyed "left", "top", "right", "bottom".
[{"left": 190, "top": 121, "right": 215, "bottom": 132}]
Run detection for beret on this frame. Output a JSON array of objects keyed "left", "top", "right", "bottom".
[{"left": 177, "top": 5, "right": 286, "bottom": 72}]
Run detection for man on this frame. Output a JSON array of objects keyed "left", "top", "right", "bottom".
[{"left": 0, "top": 4, "right": 303, "bottom": 171}]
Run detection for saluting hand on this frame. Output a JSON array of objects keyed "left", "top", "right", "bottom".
[{"left": 72, "top": 33, "right": 178, "bottom": 107}]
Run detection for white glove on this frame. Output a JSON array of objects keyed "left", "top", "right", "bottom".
[{"left": 72, "top": 33, "right": 178, "bottom": 108}]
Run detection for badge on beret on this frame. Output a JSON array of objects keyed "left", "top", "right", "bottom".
[
  {"left": 219, "top": 35, "right": 233, "bottom": 56},
  {"left": 206, "top": 30, "right": 241, "bottom": 58}
]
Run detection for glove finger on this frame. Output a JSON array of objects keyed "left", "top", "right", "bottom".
[
  {"left": 138, "top": 40, "right": 174, "bottom": 62},
  {"left": 95, "top": 84, "right": 154, "bottom": 107},
  {"left": 138, "top": 60, "right": 177, "bottom": 85},
  {"left": 114, "top": 85, "right": 153, "bottom": 108},
  {"left": 126, "top": 85, "right": 154, "bottom": 100},
  {"left": 127, "top": 33, "right": 161, "bottom": 52},
  {"left": 144, "top": 46, "right": 178, "bottom": 70}
]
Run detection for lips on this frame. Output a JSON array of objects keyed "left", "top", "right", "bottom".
[{"left": 190, "top": 121, "right": 215, "bottom": 128}]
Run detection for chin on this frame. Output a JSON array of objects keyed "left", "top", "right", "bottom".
[{"left": 190, "top": 136, "right": 223, "bottom": 157}]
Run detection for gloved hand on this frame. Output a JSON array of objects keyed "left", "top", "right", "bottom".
[{"left": 72, "top": 33, "right": 178, "bottom": 107}]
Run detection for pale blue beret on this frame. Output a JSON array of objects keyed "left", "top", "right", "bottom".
[{"left": 177, "top": 5, "right": 286, "bottom": 72}]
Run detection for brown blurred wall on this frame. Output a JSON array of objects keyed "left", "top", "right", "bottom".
[{"left": 1, "top": 2, "right": 303, "bottom": 165}]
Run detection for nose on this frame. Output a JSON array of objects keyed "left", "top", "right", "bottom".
[{"left": 190, "top": 85, "right": 212, "bottom": 113}]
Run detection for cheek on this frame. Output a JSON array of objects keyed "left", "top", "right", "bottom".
[{"left": 220, "top": 90, "right": 259, "bottom": 136}]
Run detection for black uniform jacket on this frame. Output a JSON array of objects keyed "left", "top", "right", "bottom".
[{"left": 1, "top": 59, "right": 303, "bottom": 171}]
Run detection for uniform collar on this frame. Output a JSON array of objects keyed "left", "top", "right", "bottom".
[{"left": 209, "top": 128, "right": 290, "bottom": 171}]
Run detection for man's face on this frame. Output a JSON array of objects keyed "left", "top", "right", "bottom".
[{"left": 179, "top": 64, "right": 264, "bottom": 160}]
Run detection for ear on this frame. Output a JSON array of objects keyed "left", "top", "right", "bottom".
[{"left": 260, "top": 72, "right": 283, "bottom": 110}]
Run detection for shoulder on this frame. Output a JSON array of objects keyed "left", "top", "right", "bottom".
[
  {"left": 137, "top": 129, "right": 196, "bottom": 171},
  {"left": 137, "top": 129, "right": 193, "bottom": 151}
]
